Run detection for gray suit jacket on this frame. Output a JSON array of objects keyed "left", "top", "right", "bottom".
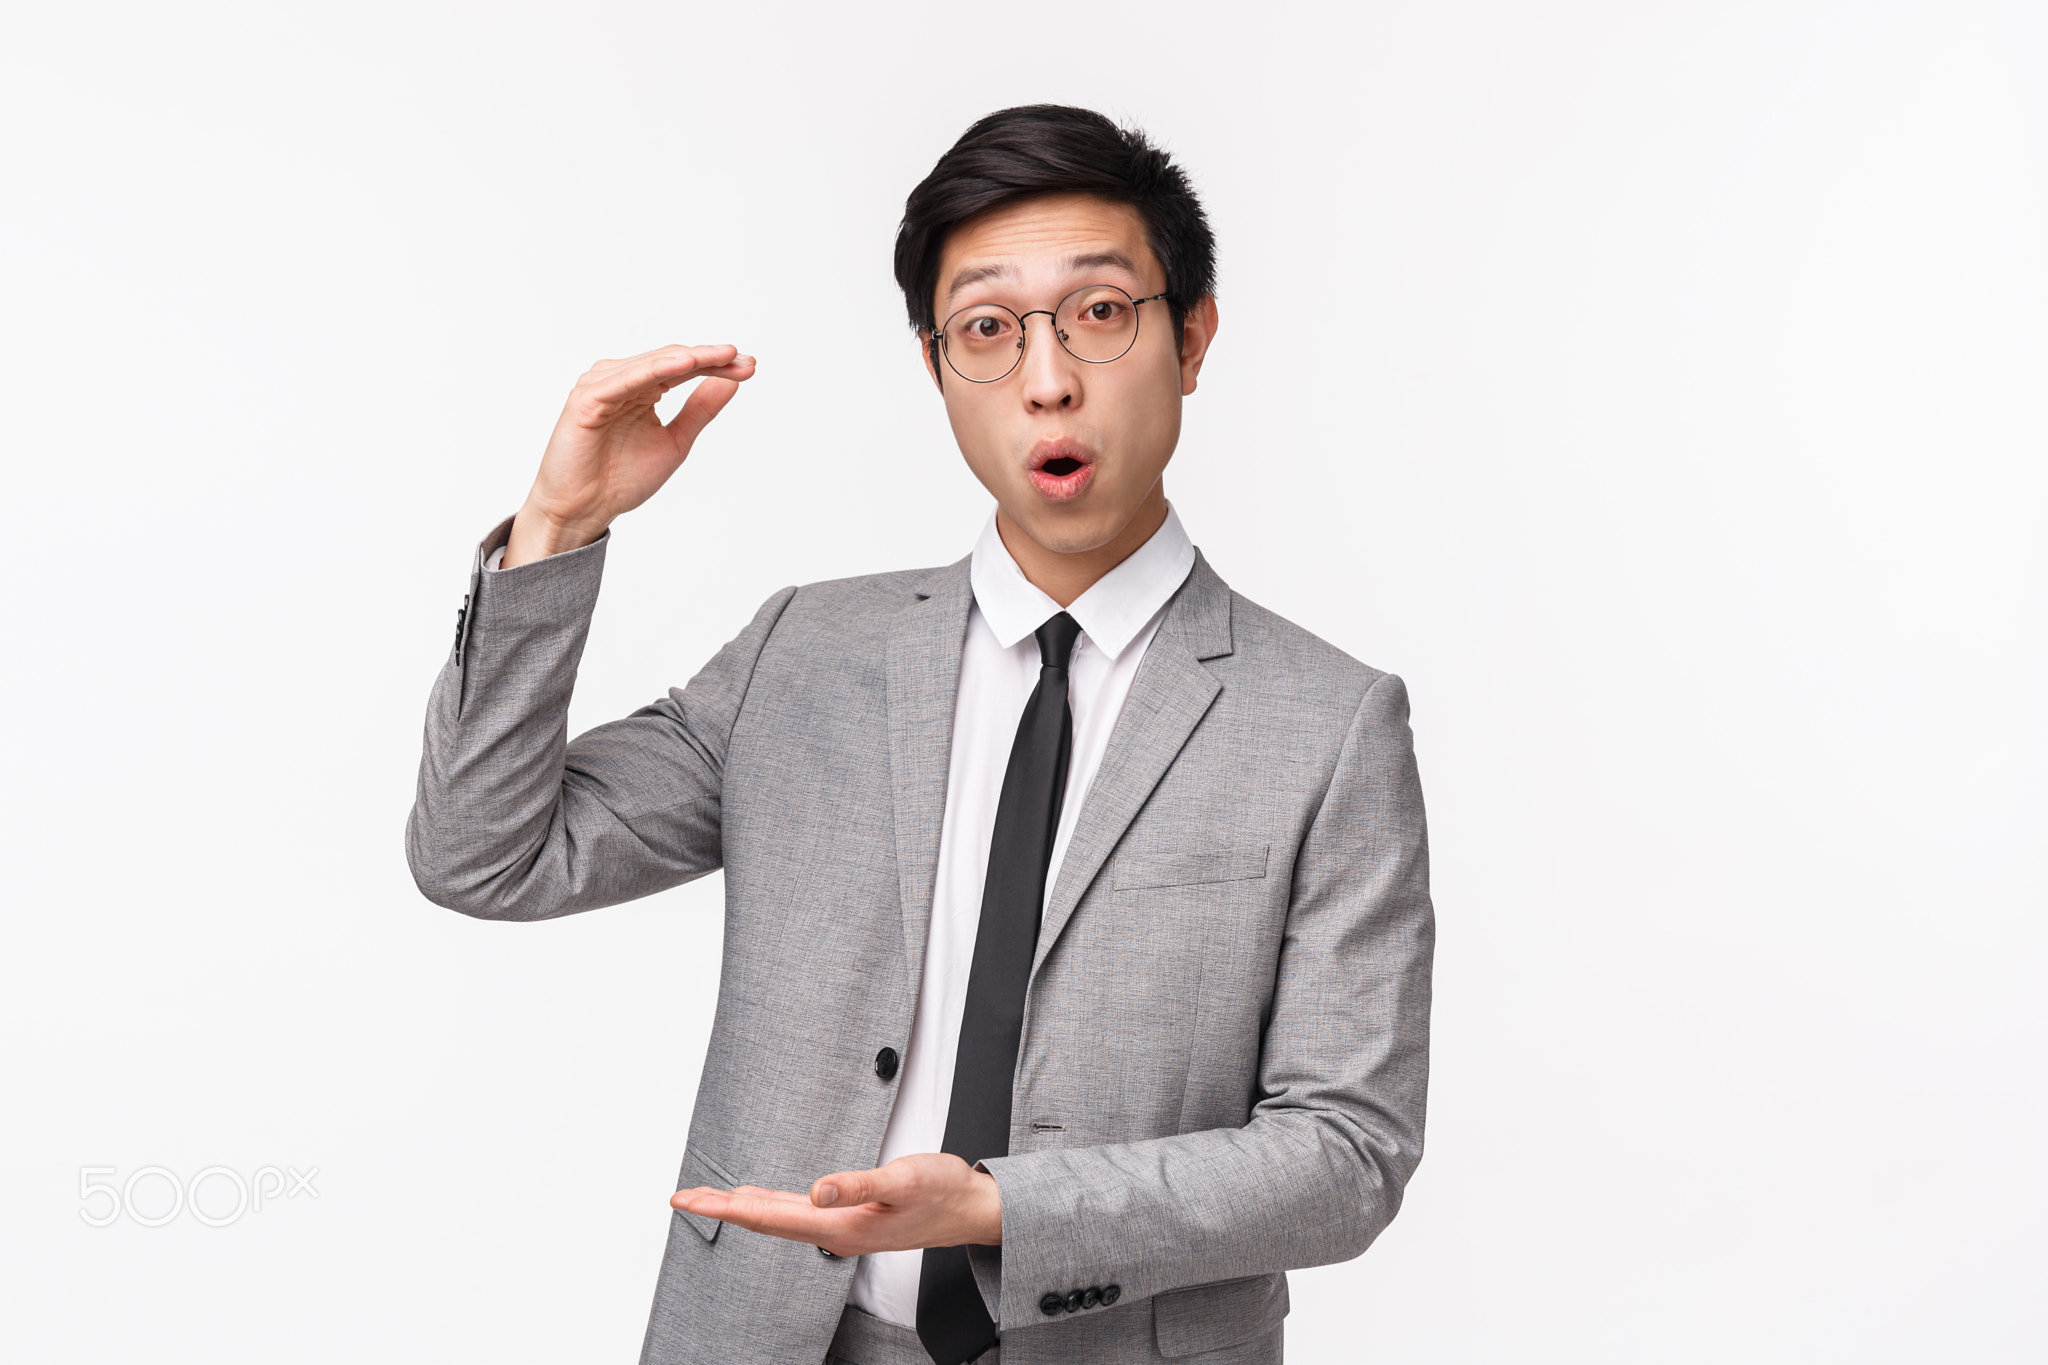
[{"left": 407, "top": 520, "right": 1434, "bottom": 1364}]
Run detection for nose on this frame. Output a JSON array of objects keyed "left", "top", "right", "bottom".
[{"left": 1018, "top": 312, "right": 1080, "bottom": 411}]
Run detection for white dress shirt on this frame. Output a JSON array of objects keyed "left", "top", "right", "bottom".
[{"left": 847, "top": 505, "right": 1197, "bottom": 1328}]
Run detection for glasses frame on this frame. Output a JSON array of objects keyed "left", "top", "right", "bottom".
[{"left": 934, "top": 285, "right": 1172, "bottom": 385}]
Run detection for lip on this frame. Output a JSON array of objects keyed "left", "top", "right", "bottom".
[{"left": 1026, "top": 438, "right": 1097, "bottom": 503}]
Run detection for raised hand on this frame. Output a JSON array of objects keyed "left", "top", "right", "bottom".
[
  {"left": 670, "top": 1152, "right": 1002, "bottom": 1257},
  {"left": 502, "top": 343, "right": 757, "bottom": 567}
]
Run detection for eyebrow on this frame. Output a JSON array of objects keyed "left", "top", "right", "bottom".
[
  {"left": 942, "top": 250, "right": 1147, "bottom": 304},
  {"left": 944, "top": 262, "right": 1013, "bottom": 299},
  {"left": 1063, "top": 250, "right": 1140, "bottom": 277}
]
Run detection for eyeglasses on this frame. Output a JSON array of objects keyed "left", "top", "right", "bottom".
[{"left": 935, "top": 284, "right": 1171, "bottom": 384}]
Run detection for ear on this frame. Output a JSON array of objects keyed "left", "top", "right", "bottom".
[
  {"left": 1177, "top": 294, "right": 1220, "bottom": 396},
  {"left": 918, "top": 330, "right": 944, "bottom": 392}
]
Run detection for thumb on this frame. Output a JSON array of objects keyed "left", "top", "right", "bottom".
[
  {"left": 811, "top": 1165, "right": 892, "bottom": 1209},
  {"left": 665, "top": 373, "right": 745, "bottom": 450}
]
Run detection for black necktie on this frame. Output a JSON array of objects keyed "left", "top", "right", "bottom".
[{"left": 915, "top": 611, "right": 1083, "bottom": 1365}]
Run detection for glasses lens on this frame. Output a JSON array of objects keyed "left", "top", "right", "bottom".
[
  {"left": 940, "top": 303, "right": 1024, "bottom": 382},
  {"left": 1055, "top": 285, "right": 1140, "bottom": 363}
]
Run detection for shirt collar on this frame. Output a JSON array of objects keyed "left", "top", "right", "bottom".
[{"left": 968, "top": 504, "right": 1197, "bottom": 662}]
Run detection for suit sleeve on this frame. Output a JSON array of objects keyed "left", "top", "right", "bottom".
[
  {"left": 405, "top": 516, "right": 797, "bottom": 921},
  {"left": 977, "top": 671, "right": 1434, "bottom": 1329}
]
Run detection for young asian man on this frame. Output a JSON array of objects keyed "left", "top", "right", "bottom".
[{"left": 407, "top": 104, "right": 1434, "bottom": 1365}]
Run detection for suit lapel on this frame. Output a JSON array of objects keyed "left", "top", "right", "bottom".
[
  {"left": 1033, "top": 553, "right": 1235, "bottom": 975},
  {"left": 885, "top": 557, "right": 973, "bottom": 996}
]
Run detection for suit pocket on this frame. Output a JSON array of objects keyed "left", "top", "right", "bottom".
[
  {"left": 673, "top": 1145, "right": 740, "bottom": 1245},
  {"left": 1114, "top": 844, "right": 1269, "bottom": 892},
  {"left": 1152, "top": 1272, "right": 1290, "bottom": 1358}
]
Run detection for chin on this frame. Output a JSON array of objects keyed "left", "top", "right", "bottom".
[{"left": 1010, "top": 505, "right": 1124, "bottom": 557}]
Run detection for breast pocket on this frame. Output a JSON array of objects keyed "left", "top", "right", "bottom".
[{"left": 1113, "top": 844, "right": 1269, "bottom": 892}]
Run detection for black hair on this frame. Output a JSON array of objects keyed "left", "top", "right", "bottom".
[{"left": 894, "top": 105, "right": 1216, "bottom": 362}]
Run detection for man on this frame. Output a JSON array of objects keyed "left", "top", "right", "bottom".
[{"left": 408, "top": 105, "right": 1433, "bottom": 1365}]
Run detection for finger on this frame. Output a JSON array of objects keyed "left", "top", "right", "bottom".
[
  {"left": 671, "top": 1187, "right": 739, "bottom": 1217},
  {"left": 671, "top": 1183, "right": 807, "bottom": 1212},
  {"left": 575, "top": 345, "right": 750, "bottom": 416},
  {"left": 679, "top": 1189, "right": 842, "bottom": 1242},
  {"left": 586, "top": 342, "right": 740, "bottom": 383},
  {"left": 670, "top": 1184, "right": 725, "bottom": 1209},
  {"left": 623, "top": 355, "right": 753, "bottom": 416},
  {"left": 664, "top": 375, "right": 744, "bottom": 446}
]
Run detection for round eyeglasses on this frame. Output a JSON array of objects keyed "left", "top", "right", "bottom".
[{"left": 935, "top": 284, "right": 1171, "bottom": 384}]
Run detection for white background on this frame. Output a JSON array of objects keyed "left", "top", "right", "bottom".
[{"left": 3, "top": 1, "right": 2043, "bottom": 1360}]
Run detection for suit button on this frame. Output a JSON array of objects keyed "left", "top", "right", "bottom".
[
  {"left": 1102, "top": 1284, "right": 1121, "bottom": 1305},
  {"left": 1081, "top": 1286, "right": 1102, "bottom": 1308},
  {"left": 1039, "top": 1292, "right": 1065, "bottom": 1317},
  {"left": 818, "top": 1245, "right": 839, "bottom": 1259},
  {"left": 1064, "top": 1289, "right": 1085, "bottom": 1313},
  {"left": 874, "top": 1047, "right": 899, "bottom": 1081}
]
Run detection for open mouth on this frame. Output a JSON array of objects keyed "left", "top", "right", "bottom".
[{"left": 1027, "top": 441, "right": 1096, "bottom": 502}]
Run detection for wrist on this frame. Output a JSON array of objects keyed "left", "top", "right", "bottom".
[{"left": 502, "top": 504, "right": 608, "bottom": 569}]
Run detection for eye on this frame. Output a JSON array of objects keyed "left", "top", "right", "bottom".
[
  {"left": 1086, "top": 301, "right": 1119, "bottom": 323},
  {"left": 947, "top": 307, "right": 1014, "bottom": 345}
]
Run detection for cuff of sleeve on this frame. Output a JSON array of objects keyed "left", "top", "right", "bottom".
[
  {"left": 453, "top": 516, "right": 609, "bottom": 670},
  {"left": 477, "top": 514, "right": 515, "bottom": 570},
  {"left": 964, "top": 1158, "right": 1006, "bottom": 1325},
  {"left": 473, "top": 515, "right": 612, "bottom": 575},
  {"left": 976, "top": 1150, "right": 1124, "bottom": 1333},
  {"left": 966, "top": 1243, "right": 1003, "bottom": 1327}
]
